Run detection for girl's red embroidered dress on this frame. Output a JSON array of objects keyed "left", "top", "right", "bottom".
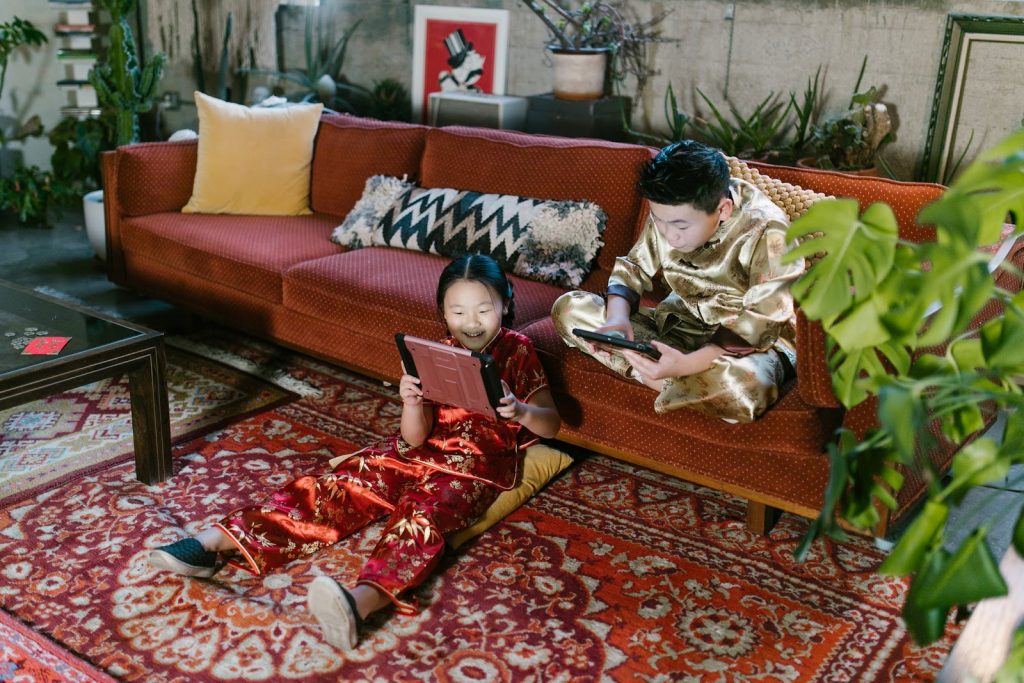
[{"left": 214, "top": 328, "right": 548, "bottom": 614}]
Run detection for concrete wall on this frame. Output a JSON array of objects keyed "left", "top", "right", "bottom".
[
  {"left": 5, "top": 1, "right": 1024, "bottom": 178},
  {"left": 321, "top": 0, "right": 1024, "bottom": 180}
]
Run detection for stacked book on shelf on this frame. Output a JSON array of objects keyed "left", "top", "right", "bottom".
[{"left": 51, "top": 1, "right": 98, "bottom": 116}]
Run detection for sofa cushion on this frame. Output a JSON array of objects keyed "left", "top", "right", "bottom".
[
  {"left": 518, "top": 317, "right": 842, "bottom": 458},
  {"left": 727, "top": 157, "right": 829, "bottom": 220},
  {"left": 283, "top": 248, "right": 565, "bottom": 343},
  {"left": 183, "top": 93, "right": 324, "bottom": 216},
  {"left": 447, "top": 444, "right": 573, "bottom": 549},
  {"left": 372, "top": 183, "right": 607, "bottom": 288},
  {"left": 120, "top": 212, "right": 342, "bottom": 302},
  {"left": 419, "top": 126, "right": 653, "bottom": 291},
  {"left": 310, "top": 114, "right": 429, "bottom": 218}
]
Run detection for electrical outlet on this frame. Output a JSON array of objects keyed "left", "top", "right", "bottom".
[{"left": 724, "top": 2, "right": 735, "bottom": 20}]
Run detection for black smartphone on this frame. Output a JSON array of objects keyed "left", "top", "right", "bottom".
[{"left": 572, "top": 328, "right": 662, "bottom": 361}]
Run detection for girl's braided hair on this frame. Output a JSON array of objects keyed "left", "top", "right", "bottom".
[
  {"left": 638, "top": 139, "right": 731, "bottom": 214},
  {"left": 436, "top": 254, "right": 515, "bottom": 328}
]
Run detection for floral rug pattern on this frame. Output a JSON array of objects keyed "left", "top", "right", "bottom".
[
  {"left": 0, "top": 347, "right": 291, "bottom": 507},
  {"left": 0, "top": 333, "right": 956, "bottom": 681}
]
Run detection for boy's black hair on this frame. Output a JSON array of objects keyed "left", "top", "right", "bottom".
[
  {"left": 436, "top": 253, "right": 515, "bottom": 328},
  {"left": 638, "top": 139, "right": 731, "bottom": 213}
]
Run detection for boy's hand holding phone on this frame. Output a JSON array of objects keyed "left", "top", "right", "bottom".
[{"left": 623, "top": 342, "right": 723, "bottom": 384}]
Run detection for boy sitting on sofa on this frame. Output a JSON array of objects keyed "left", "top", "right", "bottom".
[{"left": 551, "top": 139, "right": 804, "bottom": 423}]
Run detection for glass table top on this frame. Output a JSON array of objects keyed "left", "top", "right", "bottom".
[{"left": 0, "top": 280, "right": 147, "bottom": 374}]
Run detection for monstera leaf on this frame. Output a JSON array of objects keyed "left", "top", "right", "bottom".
[
  {"left": 929, "top": 128, "right": 1024, "bottom": 246},
  {"left": 785, "top": 199, "right": 899, "bottom": 322}
]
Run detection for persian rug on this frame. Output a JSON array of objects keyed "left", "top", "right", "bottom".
[
  {"left": 0, "top": 346, "right": 293, "bottom": 508},
  {"left": 0, "top": 610, "right": 116, "bottom": 682},
  {"left": 0, "top": 330, "right": 958, "bottom": 681}
]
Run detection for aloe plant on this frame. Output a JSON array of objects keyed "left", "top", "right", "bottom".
[
  {"left": 788, "top": 66, "right": 822, "bottom": 162},
  {"left": 786, "top": 128, "right": 1024, "bottom": 659},
  {"left": 689, "top": 88, "right": 793, "bottom": 161},
  {"left": 89, "top": 0, "right": 165, "bottom": 146},
  {"left": 248, "top": 11, "right": 368, "bottom": 112}
]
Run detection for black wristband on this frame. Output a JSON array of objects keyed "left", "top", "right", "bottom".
[{"left": 605, "top": 284, "right": 640, "bottom": 315}]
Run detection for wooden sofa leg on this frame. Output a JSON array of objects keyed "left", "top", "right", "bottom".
[{"left": 746, "top": 501, "right": 782, "bottom": 535}]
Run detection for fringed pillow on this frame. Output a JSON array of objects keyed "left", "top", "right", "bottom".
[
  {"left": 513, "top": 200, "right": 607, "bottom": 288},
  {"left": 330, "top": 175, "right": 415, "bottom": 249},
  {"left": 372, "top": 182, "right": 607, "bottom": 288}
]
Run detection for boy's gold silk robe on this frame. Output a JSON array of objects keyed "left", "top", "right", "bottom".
[{"left": 553, "top": 178, "right": 804, "bottom": 421}]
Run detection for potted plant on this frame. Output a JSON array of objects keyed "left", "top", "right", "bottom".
[
  {"left": 84, "top": 0, "right": 164, "bottom": 259},
  {"left": 801, "top": 57, "right": 894, "bottom": 175},
  {"left": 785, "top": 128, "right": 1024, "bottom": 674},
  {"left": 248, "top": 10, "right": 368, "bottom": 113},
  {"left": 0, "top": 17, "right": 47, "bottom": 178},
  {"left": 636, "top": 66, "right": 823, "bottom": 166},
  {"left": 519, "top": 0, "right": 669, "bottom": 102}
]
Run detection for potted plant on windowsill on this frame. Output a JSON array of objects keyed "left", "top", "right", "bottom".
[
  {"left": 519, "top": 0, "right": 669, "bottom": 102},
  {"left": 786, "top": 127, "right": 1024, "bottom": 675}
]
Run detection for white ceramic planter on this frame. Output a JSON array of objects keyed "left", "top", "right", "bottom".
[
  {"left": 83, "top": 189, "right": 105, "bottom": 261},
  {"left": 549, "top": 48, "right": 608, "bottom": 101}
]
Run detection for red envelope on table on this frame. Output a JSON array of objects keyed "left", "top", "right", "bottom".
[{"left": 22, "top": 336, "right": 72, "bottom": 355}]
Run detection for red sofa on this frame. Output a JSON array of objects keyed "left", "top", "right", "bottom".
[{"left": 102, "top": 114, "right": 1010, "bottom": 535}]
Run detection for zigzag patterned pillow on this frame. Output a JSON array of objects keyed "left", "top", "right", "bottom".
[{"left": 374, "top": 184, "right": 606, "bottom": 288}]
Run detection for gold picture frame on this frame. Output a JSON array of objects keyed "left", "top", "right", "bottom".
[{"left": 922, "top": 13, "right": 1024, "bottom": 183}]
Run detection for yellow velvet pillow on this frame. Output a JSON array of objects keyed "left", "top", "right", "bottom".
[
  {"left": 182, "top": 92, "right": 323, "bottom": 216},
  {"left": 448, "top": 444, "right": 574, "bottom": 549}
]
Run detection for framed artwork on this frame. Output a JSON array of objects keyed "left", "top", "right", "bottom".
[
  {"left": 922, "top": 13, "right": 1024, "bottom": 183},
  {"left": 411, "top": 5, "right": 510, "bottom": 123}
]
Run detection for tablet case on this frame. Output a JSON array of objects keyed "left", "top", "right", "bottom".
[{"left": 395, "top": 333, "right": 504, "bottom": 419}]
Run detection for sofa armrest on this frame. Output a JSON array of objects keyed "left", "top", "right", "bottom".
[
  {"left": 101, "top": 151, "right": 125, "bottom": 284},
  {"left": 102, "top": 141, "right": 198, "bottom": 285},
  {"left": 113, "top": 140, "right": 198, "bottom": 216},
  {"left": 795, "top": 309, "right": 842, "bottom": 409}
]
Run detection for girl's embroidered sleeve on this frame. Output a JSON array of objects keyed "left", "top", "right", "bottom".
[{"left": 512, "top": 338, "right": 548, "bottom": 402}]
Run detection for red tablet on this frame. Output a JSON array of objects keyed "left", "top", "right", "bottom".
[{"left": 395, "top": 333, "right": 505, "bottom": 420}]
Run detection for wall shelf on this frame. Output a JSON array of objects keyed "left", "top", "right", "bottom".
[{"left": 52, "top": 1, "right": 98, "bottom": 116}]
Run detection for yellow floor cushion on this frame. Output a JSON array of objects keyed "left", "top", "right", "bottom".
[{"left": 448, "top": 444, "right": 574, "bottom": 549}]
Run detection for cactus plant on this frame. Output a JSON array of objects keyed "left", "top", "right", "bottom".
[{"left": 89, "top": 0, "right": 165, "bottom": 146}]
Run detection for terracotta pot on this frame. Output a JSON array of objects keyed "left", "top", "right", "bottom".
[
  {"left": 548, "top": 47, "right": 608, "bottom": 101},
  {"left": 796, "top": 156, "right": 878, "bottom": 177}
]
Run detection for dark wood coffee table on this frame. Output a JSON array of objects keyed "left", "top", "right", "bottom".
[{"left": 0, "top": 280, "right": 171, "bottom": 484}]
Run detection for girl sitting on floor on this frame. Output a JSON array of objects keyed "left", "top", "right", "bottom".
[{"left": 149, "top": 253, "right": 561, "bottom": 651}]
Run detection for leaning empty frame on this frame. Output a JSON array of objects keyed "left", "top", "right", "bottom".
[{"left": 922, "top": 13, "right": 1024, "bottom": 183}]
